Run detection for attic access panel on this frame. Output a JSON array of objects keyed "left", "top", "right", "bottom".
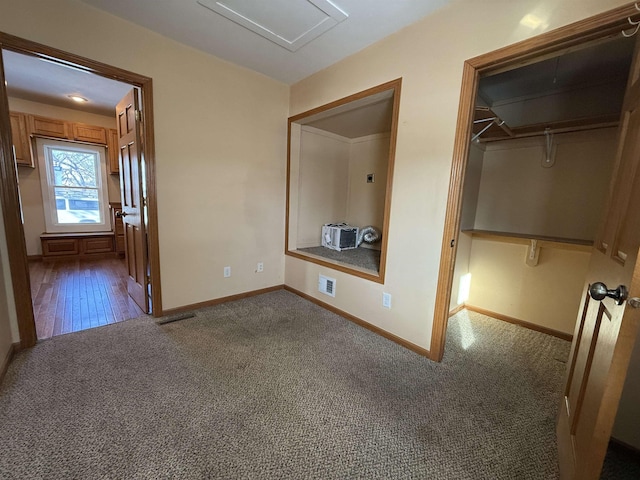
[{"left": 197, "top": 0, "right": 348, "bottom": 52}]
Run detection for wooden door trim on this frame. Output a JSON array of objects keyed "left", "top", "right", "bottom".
[
  {"left": 0, "top": 50, "right": 33, "bottom": 346},
  {"left": 431, "top": 3, "right": 639, "bottom": 362},
  {"left": 0, "top": 32, "right": 163, "bottom": 347}
]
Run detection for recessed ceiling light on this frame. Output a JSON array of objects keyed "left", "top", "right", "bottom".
[
  {"left": 520, "top": 14, "right": 545, "bottom": 29},
  {"left": 68, "top": 95, "right": 88, "bottom": 103}
]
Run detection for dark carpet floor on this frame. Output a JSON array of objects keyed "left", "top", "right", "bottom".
[
  {"left": 0, "top": 291, "right": 570, "bottom": 479},
  {"left": 601, "top": 440, "right": 640, "bottom": 479}
]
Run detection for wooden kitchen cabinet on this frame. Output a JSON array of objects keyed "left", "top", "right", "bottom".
[
  {"left": 17, "top": 112, "right": 117, "bottom": 170},
  {"left": 28, "top": 114, "right": 110, "bottom": 146},
  {"left": 29, "top": 114, "right": 69, "bottom": 139},
  {"left": 72, "top": 122, "right": 107, "bottom": 144},
  {"left": 107, "top": 128, "right": 119, "bottom": 174},
  {"left": 9, "top": 111, "right": 33, "bottom": 167}
]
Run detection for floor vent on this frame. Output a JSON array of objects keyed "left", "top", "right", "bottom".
[{"left": 318, "top": 274, "right": 336, "bottom": 297}]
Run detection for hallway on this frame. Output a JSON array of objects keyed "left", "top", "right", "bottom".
[{"left": 29, "top": 257, "right": 144, "bottom": 339}]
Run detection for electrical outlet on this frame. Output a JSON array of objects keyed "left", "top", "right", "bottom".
[
  {"left": 382, "top": 292, "right": 391, "bottom": 309},
  {"left": 224, "top": 266, "right": 231, "bottom": 278},
  {"left": 257, "top": 262, "right": 264, "bottom": 273}
]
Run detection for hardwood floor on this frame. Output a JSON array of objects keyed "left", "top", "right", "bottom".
[{"left": 29, "top": 257, "right": 144, "bottom": 340}]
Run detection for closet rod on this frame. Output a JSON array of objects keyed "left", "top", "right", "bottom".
[{"left": 479, "top": 120, "right": 619, "bottom": 142}]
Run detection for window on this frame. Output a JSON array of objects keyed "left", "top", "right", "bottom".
[{"left": 36, "top": 138, "right": 110, "bottom": 233}]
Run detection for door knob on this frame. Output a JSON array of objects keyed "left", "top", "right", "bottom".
[
  {"left": 589, "top": 282, "right": 628, "bottom": 305},
  {"left": 115, "top": 211, "right": 128, "bottom": 218}
]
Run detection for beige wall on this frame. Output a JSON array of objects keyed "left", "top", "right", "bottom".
[
  {"left": 0, "top": 0, "right": 629, "bottom": 349},
  {"left": 466, "top": 237, "right": 591, "bottom": 335},
  {"left": 287, "top": 0, "right": 627, "bottom": 350},
  {"left": 9, "top": 97, "right": 120, "bottom": 255},
  {"left": 294, "top": 128, "right": 389, "bottom": 249},
  {"left": 0, "top": 194, "right": 19, "bottom": 364},
  {"left": 9, "top": 97, "right": 117, "bottom": 129},
  {"left": 613, "top": 333, "right": 640, "bottom": 449},
  {"left": 460, "top": 143, "right": 484, "bottom": 231},
  {"left": 449, "top": 232, "right": 472, "bottom": 311},
  {"left": 0, "top": 0, "right": 289, "bottom": 311},
  {"left": 451, "top": 142, "right": 484, "bottom": 311},
  {"left": 346, "top": 133, "right": 389, "bottom": 241},
  {"left": 474, "top": 129, "right": 617, "bottom": 240},
  {"left": 297, "top": 127, "right": 349, "bottom": 247},
  {"left": 453, "top": 131, "right": 616, "bottom": 333}
]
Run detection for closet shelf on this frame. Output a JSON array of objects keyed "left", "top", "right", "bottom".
[{"left": 461, "top": 229, "right": 593, "bottom": 248}]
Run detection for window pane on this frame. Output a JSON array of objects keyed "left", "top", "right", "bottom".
[
  {"left": 51, "top": 149, "right": 98, "bottom": 188},
  {"left": 54, "top": 187, "right": 101, "bottom": 224}
]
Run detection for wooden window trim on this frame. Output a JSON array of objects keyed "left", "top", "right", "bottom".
[{"left": 286, "top": 78, "right": 402, "bottom": 284}]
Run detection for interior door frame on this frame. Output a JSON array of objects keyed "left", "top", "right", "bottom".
[
  {"left": 431, "top": 3, "right": 638, "bottom": 362},
  {"left": 0, "top": 32, "right": 163, "bottom": 347}
]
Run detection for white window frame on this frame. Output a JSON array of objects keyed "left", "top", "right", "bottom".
[{"left": 36, "top": 137, "right": 111, "bottom": 233}]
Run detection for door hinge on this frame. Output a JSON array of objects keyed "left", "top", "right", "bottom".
[
  {"left": 142, "top": 196, "right": 147, "bottom": 206},
  {"left": 135, "top": 110, "right": 141, "bottom": 121}
]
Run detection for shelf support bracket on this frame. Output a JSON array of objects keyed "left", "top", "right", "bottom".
[{"left": 526, "top": 239, "right": 541, "bottom": 267}]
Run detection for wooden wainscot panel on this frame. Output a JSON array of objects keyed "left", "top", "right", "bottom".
[
  {"left": 73, "top": 123, "right": 107, "bottom": 144},
  {"left": 41, "top": 233, "right": 116, "bottom": 260},
  {"left": 29, "top": 115, "right": 69, "bottom": 139},
  {"left": 82, "top": 235, "right": 113, "bottom": 254},
  {"left": 41, "top": 237, "right": 79, "bottom": 256}
]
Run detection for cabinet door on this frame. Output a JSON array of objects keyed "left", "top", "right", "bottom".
[
  {"left": 73, "top": 123, "right": 107, "bottom": 144},
  {"left": 9, "top": 112, "right": 33, "bottom": 167},
  {"left": 107, "top": 128, "right": 119, "bottom": 174},
  {"left": 29, "top": 115, "right": 69, "bottom": 139}
]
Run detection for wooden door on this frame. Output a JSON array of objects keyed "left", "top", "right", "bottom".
[
  {"left": 556, "top": 36, "right": 640, "bottom": 480},
  {"left": 116, "top": 89, "right": 149, "bottom": 313}
]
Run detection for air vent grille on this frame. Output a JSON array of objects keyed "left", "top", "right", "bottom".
[{"left": 318, "top": 274, "right": 336, "bottom": 297}]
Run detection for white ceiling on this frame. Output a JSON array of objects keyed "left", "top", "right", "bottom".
[
  {"left": 3, "top": 0, "right": 631, "bottom": 132},
  {"left": 3, "top": 49, "right": 132, "bottom": 116},
  {"left": 477, "top": 36, "right": 634, "bottom": 130},
  {"left": 77, "top": 0, "right": 450, "bottom": 85},
  {"left": 303, "top": 89, "right": 394, "bottom": 138},
  {"left": 3, "top": 0, "right": 448, "bottom": 120}
]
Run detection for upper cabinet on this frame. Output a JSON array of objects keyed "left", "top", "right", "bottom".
[
  {"left": 29, "top": 114, "right": 107, "bottom": 144},
  {"left": 11, "top": 112, "right": 116, "bottom": 173},
  {"left": 29, "top": 114, "right": 69, "bottom": 139},
  {"left": 72, "top": 123, "right": 107, "bottom": 144},
  {"left": 9, "top": 112, "right": 33, "bottom": 167},
  {"left": 107, "top": 128, "right": 119, "bottom": 174}
]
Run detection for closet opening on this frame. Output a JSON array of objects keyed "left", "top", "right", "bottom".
[
  {"left": 432, "top": 16, "right": 640, "bottom": 363},
  {"left": 449, "top": 34, "right": 633, "bottom": 341},
  {"left": 432, "top": 7, "right": 640, "bottom": 472},
  {"left": 286, "top": 79, "right": 401, "bottom": 283}
]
